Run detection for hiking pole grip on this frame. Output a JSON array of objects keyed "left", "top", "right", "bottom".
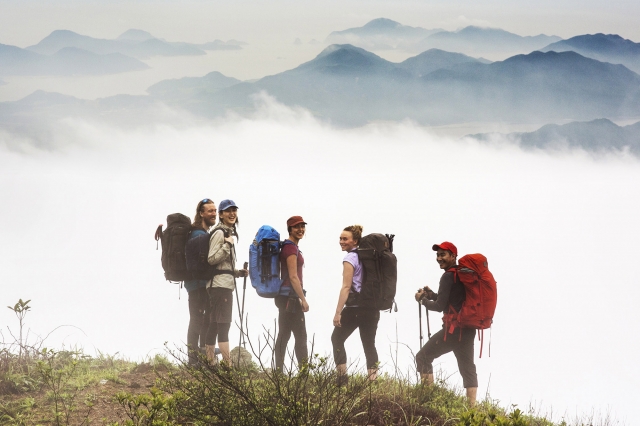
[{"left": 242, "top": 262, "right": 248, "bottom": 288}]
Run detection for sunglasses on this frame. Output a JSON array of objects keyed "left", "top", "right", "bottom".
[{"left": 199, "top": 198, "right": 214, "bottom": 209}]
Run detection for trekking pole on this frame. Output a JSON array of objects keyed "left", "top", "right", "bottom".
[
  {"left": 424, "top": 305, "right": 432, "bottom": 339},
  {"left": 418, "top": 300, "right": 423, "bottom": 348},
  {"left": 230, "top": 248, "right": 242, "bottom": 365},
  {"left": 240, "top": 261, "right": 248, "bottom": 349}
]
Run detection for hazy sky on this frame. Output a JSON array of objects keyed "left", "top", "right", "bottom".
[
  {"left": 2, "top": 97, "right": 639, "bottom": 423},
  {"left": 1, "top": 0, "right": 640, "bottom": 102},
  {"left": 2, "top": 0, "right": 640, "bottom": 47}
]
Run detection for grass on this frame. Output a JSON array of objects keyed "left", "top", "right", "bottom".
[{"left": 0, "top": 299, "right": 623, "bottom": 425}]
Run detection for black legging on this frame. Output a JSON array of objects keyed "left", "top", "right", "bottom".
[
  {"left": 274, "top": 296, "right": 308, "bottom": 371},
  {"left": 187, "top": 287, "right": 209, "bottom": 351},
  {"left": 331, "top": 307, "right": 380, "bottom": 369}
]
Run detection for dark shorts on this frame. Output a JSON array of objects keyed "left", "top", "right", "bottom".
[{"left": 207, "top": 287, "right": 233, "bottom": 324}]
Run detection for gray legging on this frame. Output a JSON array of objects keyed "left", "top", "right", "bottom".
[
  {"left": 415, "top": 326, "right": 478, "bottom": 388},
  {"left": 331, "top": 307, "right": 380, "bottom": 369}
]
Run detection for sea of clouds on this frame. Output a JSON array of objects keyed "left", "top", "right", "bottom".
[{"left": 1, "top": 97, "right": 638, "bottom": 423}]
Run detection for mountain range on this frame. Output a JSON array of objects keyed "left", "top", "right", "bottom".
[
  {"left": 26, "top": 29, "right": 244, "bottom": 60},
  {"left": 541, "top": 33, "right": 640, "bottom": 73},
  {"left": 467, "top": 118, "right": 640, "bottom": 154},
  {"left": 0, "top": 43, "right": 149, "bottom": 76},
  {"left": 2, "top": 43, "right": 640, "bottom": 145},
  {"left": 157, "top": 44, "right": 640, "bottom": 126},
  {"left": 0, "top": 29, "right": 246, "bottom": 76},
  {"left": 326, "top": 19, "right": 561, "bottom": 57},
  {"left": 147, "top": 71, "right": 242, "bottom": 101},
  {"left": 416, "top": 26, "right": 561, "bottom": 56}
]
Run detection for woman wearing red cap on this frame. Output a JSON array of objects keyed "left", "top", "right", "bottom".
[{"left": 274, "top": 215, "right": 309, "bottom": 371}]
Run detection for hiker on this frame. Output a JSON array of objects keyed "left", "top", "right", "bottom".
[
  {"left": 184, "top": 198, "right": 217, "bottom": 364},
  {"left": 205, "top": 199, "right": 248, "bottom": 365},
  {"left": 331, "top": 225, "right": 379, "bottom": 383},
  {"left": 415, "top": 242, "right": 478, "bottom": 406},
  {"left": 274, "top": 216, "right": 309, "bottom": 371}
]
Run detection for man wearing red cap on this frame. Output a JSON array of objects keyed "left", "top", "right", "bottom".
[{"left": 415, "top": 241, "right": 478, "bottom": 406}]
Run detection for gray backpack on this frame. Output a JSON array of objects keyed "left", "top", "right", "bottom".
[{"left": 155, "top": 213, "right": 191, "bottom": 282}]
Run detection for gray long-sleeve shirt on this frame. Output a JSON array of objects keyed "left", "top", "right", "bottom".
[{"left": 422, "top": 270, "right": 465, "bottom": 313}]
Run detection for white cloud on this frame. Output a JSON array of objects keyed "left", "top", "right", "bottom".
[
  {"left": 449, "top": 15, "right": 494, "bottom": 31},
  {"left": 0, "top": 99, "right": 637, "bottom": 423}
]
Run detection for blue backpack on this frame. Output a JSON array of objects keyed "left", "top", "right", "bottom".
[{"left": 249, "top": 225, "right": 296, "bottom": 298}]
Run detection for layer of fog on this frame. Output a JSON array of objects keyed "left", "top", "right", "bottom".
[
  {"left": 1, "top": 99, "right": 638, "bottom": 423},
  {"left": 0, "top": 43, "right": 325, "bottom": 102}
]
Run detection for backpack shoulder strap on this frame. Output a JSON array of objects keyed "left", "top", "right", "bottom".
[
  {"left": 447, "top": 266, "right": 460, "bottom": 282},
  {"left": 282, "top": 239, "right": 300, "bottom": 255},
  {"left": 210, "top": 225, "right": 229, "bottom": 238}
]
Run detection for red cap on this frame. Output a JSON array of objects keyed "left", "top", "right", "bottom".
[
  {"left": 432, "top": 241, "right": 457, "bottom": 256},
  {"left": 286, "top": 216, "right": 307, "bottom": 227}
]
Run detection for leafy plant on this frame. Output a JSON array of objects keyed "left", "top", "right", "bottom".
[
  {"left": 35, "top": 348, "right": 93, "bottom": 425},
  {"left": 6, "top": 299, "right": 31, "bottom": 360},
  {"left": 111, "top": 388, "right": 179, "bottom": 426}
]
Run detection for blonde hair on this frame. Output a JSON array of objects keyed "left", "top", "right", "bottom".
[{"left": 343, "top": 224, "right": 363, "bottom": 244}]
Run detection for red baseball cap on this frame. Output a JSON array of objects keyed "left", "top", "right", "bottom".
[
  {"left": 286, "top": 216, "right": 307, "bottom": 227},
  {"left": 432, "top": 241, "right": 458, "bottom": 256}
]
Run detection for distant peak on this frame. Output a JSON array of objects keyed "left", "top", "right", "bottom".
[
  {"left": 586, "top": 33, "right": 623, "bottom": 40},
  {"left": 567, "top": 33, "right": 627, "bottom": 42},
  {"left": 362, "top": 18, "right": 402, "bottom": 29},
  {"left": 46, "top": 29, "right": 82, "bottom": 37},
  {"left": 117, "top": 29, "right": 156, "bottom": 42},
  {"left": 504, "top": 50, "right": 584, "bottom": 64},
  {"left": 457, "top": 26, "right": 502, "bottom": 33},
  {"left": 319, "top": 44, "right": 363, "bottom": 55}
]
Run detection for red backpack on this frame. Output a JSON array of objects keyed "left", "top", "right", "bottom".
[{"left": 444, "top": 253, "right": 497, "bottom": 357}]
